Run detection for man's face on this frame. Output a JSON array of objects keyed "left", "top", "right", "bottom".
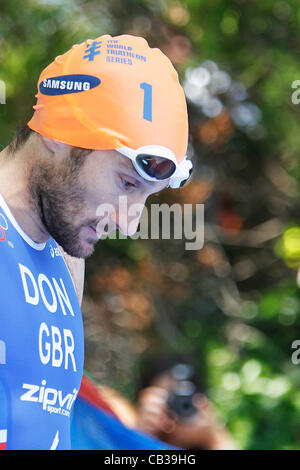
[{"left": 28, "top": 146, "right": 169, "bottom": 258}]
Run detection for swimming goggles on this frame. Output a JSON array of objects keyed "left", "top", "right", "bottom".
[{"left": 116, "top": 145, "right": 193, "bottom": 188}]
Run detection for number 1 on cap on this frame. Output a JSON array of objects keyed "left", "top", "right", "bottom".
[{"left": 140, "top": 82, "right": 152, "bottom": 122}]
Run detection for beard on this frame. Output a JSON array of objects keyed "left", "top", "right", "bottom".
[{"left": 28, "top": 147, "right": 98, "bottom": 258}]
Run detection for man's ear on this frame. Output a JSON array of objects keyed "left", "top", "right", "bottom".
[{"left": 41, "top": 136, "right": 70, "bottom": 154}]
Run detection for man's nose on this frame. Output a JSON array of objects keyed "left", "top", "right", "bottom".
[{"left": 110, "top": 199, "right": 146, "bottom": 237}]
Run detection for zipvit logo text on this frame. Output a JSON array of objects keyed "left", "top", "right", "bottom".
[
  {"left": 20, "top": 381, "right": 78, "bottom": 418},
  {"left": 39, "top": 74, "right": 101, "bottom": 95}
]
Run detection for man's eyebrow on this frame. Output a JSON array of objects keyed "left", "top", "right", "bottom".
[
  {"left": 119, "top": 158, "right": 136, "bottom": 173},
  {"left": 118, "top": 157, "right": 135, "bottom": 173},
  {"left": 119, "top": 159, "right": 151, "bottom": 185}
]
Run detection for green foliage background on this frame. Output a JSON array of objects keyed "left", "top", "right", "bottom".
[{"left": 2, "top": 0, "right": 300, "bottom": 449}]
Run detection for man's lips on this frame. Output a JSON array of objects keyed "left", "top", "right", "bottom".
[
  {"left": 92, "top": 222, "right": 120, "bottom": 234},
  {"left": 89, "top": 224, "right": 97, "bottom": 233},
  {"left": 84, "top": 217, "right": 121, "bottom": 237},
  {"left": 83, "top": 225, "right": 99, "bottom": 240},
  {"left": 87, "top": 223, "right": 109, "bottom": 237}
]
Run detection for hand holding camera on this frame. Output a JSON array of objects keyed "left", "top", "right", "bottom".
[{"left": 136, "top": 361, "right": 236, "bottom": 449}]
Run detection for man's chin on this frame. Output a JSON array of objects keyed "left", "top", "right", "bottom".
[
  {"left": 77, "top": 224, "right": 103, "bottom": 258},
  {"left": 57, "top": 231, "right": 98, "bottom": 259},
  {"left": 58, "top": 239, "right": 95, "bottom": 259},
  {"left": 79, "top": 238, "right": 97, "bottom": 258}
]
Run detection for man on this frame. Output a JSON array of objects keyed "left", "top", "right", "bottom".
[{"left": 0, "top": 34, "right": 192, "bottom": 450}]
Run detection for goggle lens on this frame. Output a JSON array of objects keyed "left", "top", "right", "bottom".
[{"left": 136, "top": 154, "right": 176, "bottom": 180}]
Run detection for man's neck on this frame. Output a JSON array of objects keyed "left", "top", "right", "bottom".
[{"left": 0, "top": 145, "right": 50, "bottom": 244}]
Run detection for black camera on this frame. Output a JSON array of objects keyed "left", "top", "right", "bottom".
[{"left": 166, "top": 363, "right": 198, "bottom": 421}]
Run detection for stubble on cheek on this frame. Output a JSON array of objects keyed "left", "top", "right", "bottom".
[{"left": 28, "top": 150, "right": 94, "bottom": 258}]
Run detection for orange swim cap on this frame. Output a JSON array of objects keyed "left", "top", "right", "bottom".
[{"left": 28, "top": 34, "right": 188, "bottom": 163}]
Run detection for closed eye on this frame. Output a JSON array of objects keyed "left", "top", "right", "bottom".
[
  {"left": 123, "top": 179, "right": 135, "bottom": 188},
  {"left": 120, "top": 175, "right": 139, "bottom": 191}
]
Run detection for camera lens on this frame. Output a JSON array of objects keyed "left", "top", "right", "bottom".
[
  {"left": 171, "top": 363, "right": 194, "bottom": 381},
  {"left": 179, "top": 380, "right": 196, "bottom": 395}
]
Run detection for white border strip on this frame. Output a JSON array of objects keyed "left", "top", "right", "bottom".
[{"left": 0, "top": 429, "right": 7, "bottom": 443}]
